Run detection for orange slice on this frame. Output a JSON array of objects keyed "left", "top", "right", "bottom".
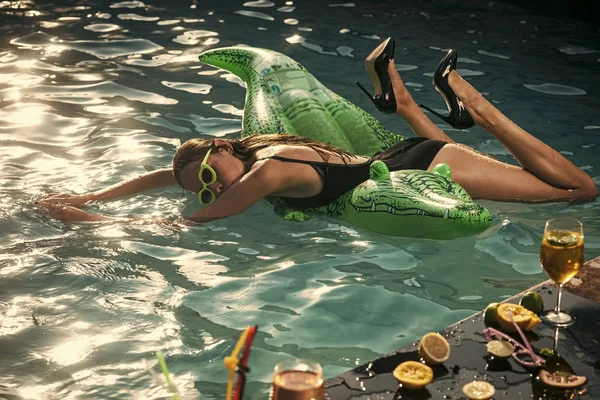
[
  {"left": 392, "top": 361, "right": 433, "bottom": 390},
  {"left": 418, "top": 332, "right": 450, "bottom": 365},
  {"left": 497, "top": 304, "right": 532, "bottom": 333},
  {"left": 462, "top": 381, "right": 495, "bottom": 400}
]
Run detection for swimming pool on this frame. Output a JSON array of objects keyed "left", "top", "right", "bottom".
[{"left": 0, "top": 0, "right": 598, "bottom": 398}]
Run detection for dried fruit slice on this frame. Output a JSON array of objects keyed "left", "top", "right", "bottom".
[
  {"left": 462, "top": 380, "right": 495, "bottom": 400},
  {"left": 539, "top": 369, "right": 587, "bottom": 388},
  {"left": 418, "top": 332, "right": 450, "bottom": 365},
  {"left": 392, "top": 361, "right": 433, "bottom": 390},
  {"left": 486, "top": 340, "right": 514, "bottom": 358}
]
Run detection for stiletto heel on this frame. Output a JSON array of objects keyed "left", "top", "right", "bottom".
[
  {"left": 419, "top": 49, "right": 475, "bottom": 129},
  {"left": 356, "top": 37, "right": 397, "bottom": 114}
]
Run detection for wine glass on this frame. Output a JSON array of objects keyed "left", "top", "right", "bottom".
[{"left": 539, "top": 218, "right": 584, "bottom": 327}]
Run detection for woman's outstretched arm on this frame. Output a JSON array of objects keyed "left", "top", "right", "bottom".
[{"left": 38, "top": 168, "right": 177, "bottom": 207}]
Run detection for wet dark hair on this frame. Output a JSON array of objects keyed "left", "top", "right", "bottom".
[{"left": 172, "top": 133, "right": 357, "bottom": 186}]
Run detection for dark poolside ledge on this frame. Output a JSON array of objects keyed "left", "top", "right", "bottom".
[{"left": 324, "top": 256, "right": 600, "bottom": 399}]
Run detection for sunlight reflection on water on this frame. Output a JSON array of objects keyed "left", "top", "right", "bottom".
[{"left": 0, "top": 0, "right": 599, "bottom": 398}]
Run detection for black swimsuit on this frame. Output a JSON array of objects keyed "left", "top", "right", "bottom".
[{"left": 268, "top": 137, "right": 447, "bottom": 208}]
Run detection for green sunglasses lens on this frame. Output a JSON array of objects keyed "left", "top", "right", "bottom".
[
  {"left": 200, "top": 166, "right": 215, "bottom": 184},
  {"left": 199, "top": 189, "right": 214, "bottom": 205}
]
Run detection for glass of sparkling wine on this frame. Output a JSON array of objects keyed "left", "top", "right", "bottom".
[
  {"left": 270, "top": 359, "right": 325, "bottom": 400},
  {"left": 539, "top": 217, "right": 584, "bottom": 327}
]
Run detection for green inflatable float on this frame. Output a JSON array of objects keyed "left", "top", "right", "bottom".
[{"left": 198, "top": 46, "right": 492, "bottom": 239}]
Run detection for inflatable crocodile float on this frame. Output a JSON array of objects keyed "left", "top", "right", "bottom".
[{"left": 198, "top": 46, "right": 492, "bottom": 239}]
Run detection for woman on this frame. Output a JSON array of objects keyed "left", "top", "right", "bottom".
[{"left": 38, "top": 38, "right": 598, "bottom": 224}]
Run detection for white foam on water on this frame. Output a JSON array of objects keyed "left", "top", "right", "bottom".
[
  {"left": 284, "top": 18, "right": 298, "bottom": 25},
  {"left": 523, "top": 83, "right": 586, "bottom": 96},
  {"left": 96, "top": 12, "right": 111, "bottom": 19},
  {"left": 233, "top": 10, "right": 274, "bottom": 21}
]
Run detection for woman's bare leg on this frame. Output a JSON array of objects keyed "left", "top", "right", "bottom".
[
  {"left": 448, "top": 71, "right": 594, "bottom": 191},
  {"left": 426, "top": 71, "right": 598, "bottom": 203},
  {"left": 385, "top": 60, "right": 456, "bottom": 143}
]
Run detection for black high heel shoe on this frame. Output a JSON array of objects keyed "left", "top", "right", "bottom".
[
  {"left": 419, "top": 49, "right": 475, "bottom": 129},
  {"left": 355, "top": 37, "right": 397, "bottom": 113}
]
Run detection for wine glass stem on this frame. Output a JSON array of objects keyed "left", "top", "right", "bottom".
[{"left": 556, "top": 284, "right": 564, "bottom": 315}]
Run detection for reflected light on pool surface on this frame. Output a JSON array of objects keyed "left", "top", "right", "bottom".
[
  {"left": 14, "top": 59, "right": 37, "bottom": 69},
  {"left": 44, "top": 44, "right": 67, "bottom": 57},
  {"left": 48, "top": 332, "right": 118, "bottom": 365},
  {"left": 1, "top": 103, "right": 45, "bottom": 128}
]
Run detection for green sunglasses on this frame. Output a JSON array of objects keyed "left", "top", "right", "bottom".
[{"left": 197, "top": 148, "right": 217, "bottom": 206}]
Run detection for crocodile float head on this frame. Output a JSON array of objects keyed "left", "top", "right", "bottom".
[{"left": 312, "top": 164, "right": 492, "bottom": 239}]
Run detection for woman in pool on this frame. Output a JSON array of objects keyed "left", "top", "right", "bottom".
[{"left": 38, "top": 38, "right": 598, "bottom": 224}]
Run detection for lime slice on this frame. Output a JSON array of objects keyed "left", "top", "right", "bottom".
[{"left": 486, "top": 340, "right": 514, "bottom": 358}]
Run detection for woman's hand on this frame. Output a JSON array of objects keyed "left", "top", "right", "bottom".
[
  {"left": 37, "top": 193, "right": 93, "bottom": 207},
  {"left": 37, "top": 203, "right": 112, "bottom": 223}
]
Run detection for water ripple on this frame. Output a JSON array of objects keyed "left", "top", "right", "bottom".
[
  {"left": 243, "top": 1, "right": 275, "bottom": 7},
  {"left": 161, "top": 81, "right": 211, "bottom": 94},
  {"left": 286, "top": 35, "right": 337, "bottom": 56},
  {"left": 110, "top": 1, "right": 145, "bottom": 8},
  {"left": 523, "top": 83, "right": 586, "bottom": 96},
  {"left": 5, "top": 81, "right": 177, "bottom": 105},
  {"left": 558, "top": 45, "right": 596, "bottom": 55},
  {"left": 117, "top": 13, "right": 159, "bottom": 21},
  {"left": 477, "top": 50, "right": 510, "bottom": 59},
  {"left": 166, "top": 114, "right": 242, "bottom": 137},
  {"left": 173, "top": 30, "right": 219, "bottom": 46},
  {"left": 234, "top": 10, "right": 275, "bottom": 21},
  {"left": 84, "top": 24, "right": 122, "bottom": 32},
  {"left": 11, "top": 32, "right": 163, "bottom": 59}
]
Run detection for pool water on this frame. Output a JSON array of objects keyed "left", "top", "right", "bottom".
[{"left": 1, "top": 0, "right": 599, "bottom": 398}]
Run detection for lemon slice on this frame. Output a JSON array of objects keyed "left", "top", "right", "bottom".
[
  {"left": 486, "top": 340, "right": 514, "bottom": 358},
  {"left": 418, "top": 332, "right": 450, "bottom": 365},
  {"left": 392, "top": 361, "right": 433, "bottom": 390},
  {"left": 462, "top": 381, "right": 495, "bottom": 400},
  {"left": 497, "top": 304, "right": 532, "bottom": 333}
]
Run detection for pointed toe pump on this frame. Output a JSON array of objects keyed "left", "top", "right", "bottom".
[
  {"left": 355, "top": 37, "right": 397, "bottom": 113},
  {"left": 420, "top": 49, "right": 475, "bottom": 129}
]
